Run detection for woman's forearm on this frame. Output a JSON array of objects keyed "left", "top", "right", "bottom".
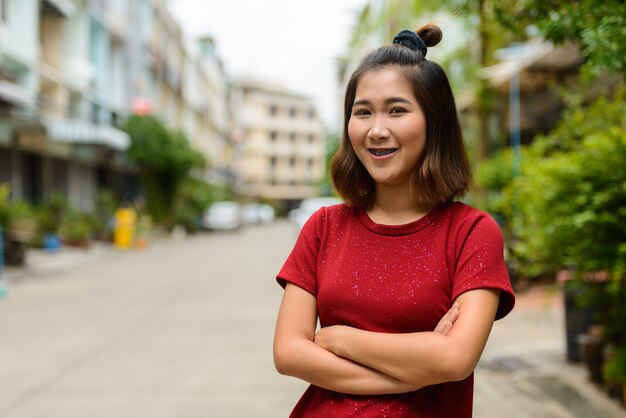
[
  {"left": 315, "top": 289, "right": 500, "bottom": 387},
  {"left": 274, "top": 336, "right": 420, "bottom": 395},
  {"left": 319, "top": 327, "right": 462, "bottom": 386}
]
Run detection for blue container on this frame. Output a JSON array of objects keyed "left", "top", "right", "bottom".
[{"left": 43, "top": 233, "right": 61, "bottom": 251}]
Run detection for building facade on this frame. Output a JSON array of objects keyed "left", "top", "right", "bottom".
[
  {"left": 0, "top": 0, "right": 237, "bottom": 212},
  {"left": 232, "top": 78, "right": 326, "bottom": 212},
  {"left": 0, "top": 0, "right": 132, "bottom": 212}
]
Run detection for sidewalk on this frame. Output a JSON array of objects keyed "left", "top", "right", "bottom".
[
  {"left": 474, "top": 285, "right": 626, "bottom": 418},
  {"left": 1, "top": 243, "right": 119, "bottom": 283}
]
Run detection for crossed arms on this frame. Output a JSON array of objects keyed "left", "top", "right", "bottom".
[{"left": 273, "top": 283, "right": 500, "bottom": 395}]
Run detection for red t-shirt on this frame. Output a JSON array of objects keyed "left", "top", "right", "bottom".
[{"left": 277, "top": 201, "right": 515, "bottom": 417}]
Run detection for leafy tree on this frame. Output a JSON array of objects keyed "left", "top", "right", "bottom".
[
  {"left": 494, "top": 0, "right": 626, "bottom": 77},
  {"left": 123, "top": 115, "right": 206, "bottom": 226}
]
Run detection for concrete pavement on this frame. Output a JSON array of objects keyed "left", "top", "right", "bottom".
[
  {"left": 476, "top": 286, "right": 625, "bottom": 417},
  {"left": 0, "top": 220, "right": 624, "bottom": 417}
]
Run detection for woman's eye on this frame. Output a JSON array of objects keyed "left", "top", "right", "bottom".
[
  {"left": 390, "top": 107, "right": 407, "bottom": 114},
  {"left": 353, "top": 108, "right": 370, "bottom": 116}
]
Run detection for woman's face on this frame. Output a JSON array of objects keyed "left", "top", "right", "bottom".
[{"left": 348, "top": 67, "right": 427, "bottom": 189}]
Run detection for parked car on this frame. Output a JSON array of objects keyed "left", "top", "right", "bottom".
[
  {"left": 257, "top": 204, "right": 276, "bottom": 224},
  {"left": 289, "top": 197, "right": 342, "bottom": 231},
  {"left": 242, "top": 203, "right": 262, "bottom": 225},
  {"left": 202, "top": 201, "right": 242, "bottom": 231}
]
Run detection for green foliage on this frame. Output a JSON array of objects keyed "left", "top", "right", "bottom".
[
  {"left": 34, "top": 193, "right": 68, "bottom": 236},
  {"left": 91, "top": 190, "right": 118, "bottom": 241},
  {"left": 125, "top": 116, "right": 205, "bottom": 176},
  {"left": 495, "top": 0, "right": 626, "bottom": 77},
  {"left": 319, "top": 135, "right": 340, "bottom": 197},
  {"left": 604, "top": 345, "right": 626, "bottom": 384},
  {"left": 505, "top": 88, "right": 626, "bottom": 346},
  {"left": 0, "top": 183, "right": 12, "bottom": 228},
  {"left": 172, "top": 178, "right": 218, "bottom": 233},
  {"left": 475, "top": 149, "right": 516, "bottom": 218},
  {"left": 123, "top": 115, "right": 206, "bottom": 225},
  {"left": 59, "top": 209, "right": 93, "bottom": 244},
  {"left": 509, "top": 88, "right": 626, "bottom": 277}
]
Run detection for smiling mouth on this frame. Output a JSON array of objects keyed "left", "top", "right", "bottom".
[{"left": 369, "top": 148, "right": 398, "bottom": 156}]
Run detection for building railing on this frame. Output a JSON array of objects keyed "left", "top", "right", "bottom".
[{"left": 43, "top": 118, "right": 130, "bottom": 151}]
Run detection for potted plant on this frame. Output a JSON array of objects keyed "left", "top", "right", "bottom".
[
  {"left": 0, "top": 184, "right": 34, "bottom": 265},
  {"left": 34, "top": 193, "right": 67, "bottom": 250},
  {"left": 59, "top": 208, "right": 93, "bottom": 248}
]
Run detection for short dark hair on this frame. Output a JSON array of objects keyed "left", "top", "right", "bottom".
[{"left": 331, "top": 24, "right": 472, "bottom": 208}]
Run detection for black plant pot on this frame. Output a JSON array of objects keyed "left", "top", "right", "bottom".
[{"left": 577, "top": 333, "right": 605, "bottom": 384}]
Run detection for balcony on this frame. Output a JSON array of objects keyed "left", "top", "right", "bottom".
[
  {"left": 44, "top": 118, "right": 130, "bottom": 151},
  {"left": 0, "top": 81, "right": 37, "bottom": 109}
]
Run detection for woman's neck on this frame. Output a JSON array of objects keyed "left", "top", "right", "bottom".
[{"left": 367, "top": 184, "right": 435, "bottom": 225}]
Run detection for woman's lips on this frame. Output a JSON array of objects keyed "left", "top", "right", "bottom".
[{"left": 368, "top": 148, "right": 398, "bottom": 159}]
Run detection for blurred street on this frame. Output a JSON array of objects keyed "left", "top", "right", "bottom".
[{"left": 0, "top": 221, "right": 624, "bottom": 418}]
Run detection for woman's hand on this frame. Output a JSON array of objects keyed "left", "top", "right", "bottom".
[
  {"left": 275, "top": 283, "right": 423, "bottom": 395},
  {"left": 433, "top": 302, "right": 460, "bottom": 335},
  {"left": 315, "top": 303, "right": 461, "bottom": 355}
]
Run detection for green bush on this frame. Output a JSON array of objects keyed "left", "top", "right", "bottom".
[{"left": 510, "top": 88, "right": 626, "bottom": 277}]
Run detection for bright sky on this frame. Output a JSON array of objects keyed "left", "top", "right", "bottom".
[{"left": 168, "top": 0, "right": 369, "bottom": 131}]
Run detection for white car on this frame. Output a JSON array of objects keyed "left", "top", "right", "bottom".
[
  {"left": 242, "top": 203, "right": 276, "bottom": 225},
  {"left": 257, "top": 204, "right": 276, "bottom": 223},
  {"left": 202, "top": 201, "right": 242, "bottom": 230},
  {"left": 289, "top": 197, "right": 343, "bottom": 231}
]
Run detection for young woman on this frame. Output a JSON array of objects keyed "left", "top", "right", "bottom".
[{"left": 274, "top": 23, "right": 515, "bottom": 417}]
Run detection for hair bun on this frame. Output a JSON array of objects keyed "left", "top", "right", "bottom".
[
  {"left": 392, "top": 30, "right": 428, "bottom": 57},
  {"left": 417, "top": 23, "right": 443, "bottom": 48}
]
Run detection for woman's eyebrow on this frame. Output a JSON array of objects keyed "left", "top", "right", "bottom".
[{"left": 352, "top": 97, "right": 413, "bottom": 107}]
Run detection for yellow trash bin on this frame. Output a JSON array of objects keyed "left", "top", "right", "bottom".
[{"left": 113, "top": 208, "right": 137, "bottom": 249}]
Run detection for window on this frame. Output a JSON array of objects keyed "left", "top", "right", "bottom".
[
  {"left": 269, "top": 131, "right": 277, "bottom": 142},
  {"left": 308, "top": 135, "right": 315, "bottom": 143},
  {"left": 289, "top": 156, "right": 296, "bottom": 167},
  {"left": 269, "top": 104, "right": 278, "bottom": 116},
  {"left": 270, "top": 156, "right": 278, "bottom": 170},
  {"left": 290, "top": 133, "right": 297, "bottom": 143},
  {"left": 308, "top": 109, "right": 316, "bottom": 119},
  {"left": 289, "top": 107, "right": 297, "bottom": 118}
]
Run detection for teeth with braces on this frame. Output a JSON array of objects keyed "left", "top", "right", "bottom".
[{"left": 370, "top": 149, "right": 397, "bottom": 156}]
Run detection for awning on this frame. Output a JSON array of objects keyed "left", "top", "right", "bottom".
[
  {"left": 0, "top": 80, "right": 37, "bottom": 108},
  {"left": 44, "top": 118, "right": 130, "bottom": 151},
  {"left": 43, "top": 0, "right": 77, "bottom": 17}
]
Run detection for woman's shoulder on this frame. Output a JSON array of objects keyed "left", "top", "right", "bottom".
[
  {"left": 301, "top": 201, "right": 351, "bottom": 233},
  {"left": 314, "top": 201, "right": 352, "bottom": 223},
  {"left": 443, "top": 201, "right": 501, "bottom": 230}
]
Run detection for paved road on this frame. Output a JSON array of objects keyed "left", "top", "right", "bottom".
[
  {"left": 0, "top": 220, "right": 624, "bottom": 417},
  {"left": 0, "top": 221, "right": 306, "bottom": 418}
]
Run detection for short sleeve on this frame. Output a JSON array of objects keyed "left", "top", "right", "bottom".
[
  {"left": 276, "top": 208, "right": 324, "bottom": 296},
  {"left": 451, "top": 212, "right": 515, "bottom": 320}
]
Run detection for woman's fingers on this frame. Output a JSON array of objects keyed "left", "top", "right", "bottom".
[{"left": 434, "top": 303, "right": 460, "bottom": 335}]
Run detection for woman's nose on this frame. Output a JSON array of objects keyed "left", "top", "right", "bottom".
[{"left": 367, "top": 116, "right": 390, "bottom": 140}]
